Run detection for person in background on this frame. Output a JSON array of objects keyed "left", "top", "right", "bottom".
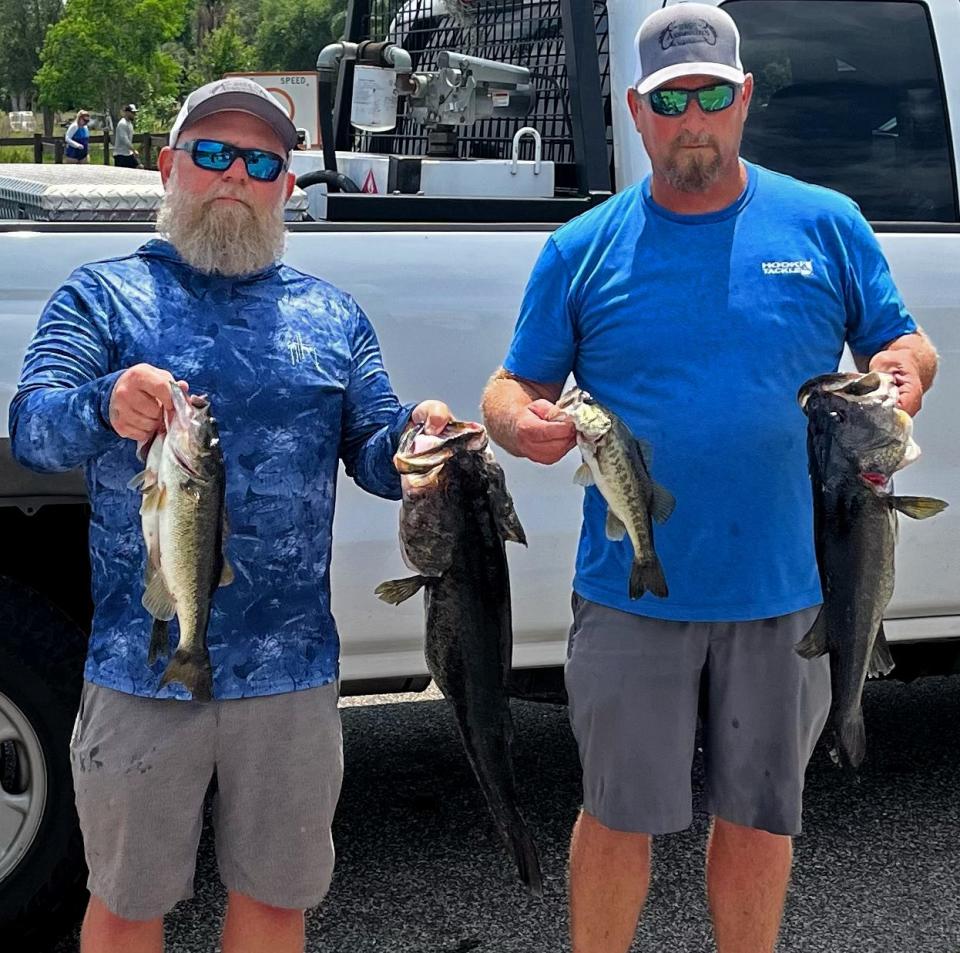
[
  {"left": 113, "top": 104, "right": 140, "bottom": 168},
  {"left": 64, "top": 109, "right": 90, "bottom": 164}
]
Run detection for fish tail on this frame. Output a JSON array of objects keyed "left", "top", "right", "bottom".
[
  {"left": 159, "top": 648, "right": 213, "bottom": 702},
  {"left": 836, "top": 712, "right": 867, "bottom": 773},
  {"left": 795, "top": 606, "right": 828, "bottom": 659},
  {"left": 629, "top": 555, "right": 668, "bottom": 600},
  {"left": 507, "top": 819, "right": 544, "bottom": 897},
  {"left": 147, "top": 618, "right": 169, "bottom": 665}
]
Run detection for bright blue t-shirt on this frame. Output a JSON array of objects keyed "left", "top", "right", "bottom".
[{"left": 504, "top": 162, "right": 916, "bottom": 622}]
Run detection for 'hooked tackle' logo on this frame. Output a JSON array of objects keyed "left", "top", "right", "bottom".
[
  {"left": 762, "top": 260, "right": 814, "bottom": 277},
  {"left": 659, "top": 18, "right": 718, "bottom": 50}
]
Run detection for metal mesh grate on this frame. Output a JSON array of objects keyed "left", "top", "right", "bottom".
[{"left": 350, "top": 0, "right": 611, "bottom": 165}]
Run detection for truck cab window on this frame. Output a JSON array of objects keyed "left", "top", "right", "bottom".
[{"left": 726, "top": 0, "right": 956, "bottom": 222}]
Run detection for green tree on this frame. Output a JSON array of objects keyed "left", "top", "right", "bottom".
[
  {"left": 0, "top": 0, "right": 64, "bottom": 132},
  {"left": 187, "top": 7, "right": 255, "bottom": 86},
  {"left": 35, "top": 0, "right": 191, "bottom": 119},
  {"left": 255, "top": 0, "right": 346, "bottom": 71}
]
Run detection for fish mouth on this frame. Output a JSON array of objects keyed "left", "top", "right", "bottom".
[
  {"left": 395, "top": 420, "right": 487, "bottom": 473},
  {"left": 798, "top": 372, "right": 898, "bottom": 411},
  {"left": 556, "top": 387, "right": 589, "bottom": 411}
]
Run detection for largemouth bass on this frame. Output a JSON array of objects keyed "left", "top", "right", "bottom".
[
  {"left": 375, "top": 421, "right": 543, "bottom": 896},
  {"left": 129, "top": 383, "right": 232, "bottom": 701},
  {"left": 556, "top": 387, "right": 675, "bottom": 599},
  {"left": 797, "top": 371, "right": 947, "bottom": 771}
]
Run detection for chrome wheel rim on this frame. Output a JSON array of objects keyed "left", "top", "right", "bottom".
[{"left": 0, "top": 692, "right": 47, "bottom": 883}]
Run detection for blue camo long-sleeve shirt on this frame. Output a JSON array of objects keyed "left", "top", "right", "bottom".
[{"left": 9, "top": 238, "right": 414, "bottom": 700}]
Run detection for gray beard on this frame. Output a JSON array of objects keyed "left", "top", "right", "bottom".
[
  {"left": 662, "top": 146, "right": 724, "bottom": 193},
  {"left": 156, "top": 168, "right": 287, "bottom": 276}
]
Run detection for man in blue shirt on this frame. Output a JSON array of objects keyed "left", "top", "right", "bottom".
[
  {"left": 482, "top": 6, "right": 937, "bottom": 953},
  {"left": 10, "top": 78, "right": 451, "bottom": 953}
]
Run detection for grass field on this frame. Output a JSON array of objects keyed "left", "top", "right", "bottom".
[
  {"left": 0, "top": 125, "right": 112, "bottom": 164},
  {"left": 0, "top": 143, "right": 111, "bottom": 163}
]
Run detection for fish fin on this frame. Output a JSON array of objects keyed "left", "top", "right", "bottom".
[
  {"left": 219, "top": 559, "right": 235, "bottom": 588},
  {"left": 650, "top": 482, "right": 676, "bottom": 524},
  {"left": 868, "top": 624, "right": 895, "bottom": 678},
  {"left": 496, "top": 513, "right": 527, "bottom": 546},
  {"left": 139, "top": 483, "right": 166, "bottom": 514},
  {"left": 634, "top": 437, "right": 653, "bottom": 469},
  {"left": 143, "top": 534, "right": 161, "bottom": 585},
  {"left": 159, "top": 649, "right": 212, "bottom": 702},
  {"left": 375, "top": 575, "right": 427, "bottom": 605},
  {"left": 836, "top": 712, "right": 867, "bottom": 772},
  {"left": 891, "top": 496, "right": 948, "bottom": 520},
  {"left": 490, "top": 492, "right": 527, "bottom": 546},
  {"left": 127, "top": 467, "right": 155, "bottom": 491},
  {"left": 482, "top": 456, "right": 528, "bottom": 545},
  {"left": 142, "top": 572, "right": 177, "bottom": 622},
  {"left": 573, "top": 462, "right": 595, "bottom": 487},
  {"left": 630, "top": 556, "right": 668, "bottom": 600},
  {"left": 795, "top": 606, "right": 828, "bottom": 659},
  {"left": 147, "top": 618, "right": 169, "bottom": 665},
  {"left": 605, "top": 509, "right": 627, "bottom": 541}
]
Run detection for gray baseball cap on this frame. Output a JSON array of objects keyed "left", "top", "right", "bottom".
[
  {"left": 168, "top": 77, "right": 298, "bottom": 153},
  {"left": 634, "top": 3, "right": 745, "bottom": 95}
]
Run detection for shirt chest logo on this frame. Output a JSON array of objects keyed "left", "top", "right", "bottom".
[
  {"left": 283, "top": 331, "right": 323, "bottom": 372},
  {"left": 762, "top": 259, "right": 814, "bottom": 277}
]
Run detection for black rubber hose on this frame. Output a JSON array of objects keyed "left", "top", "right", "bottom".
[
  {"left": 295, "top": 170, "right": 362, "bottom": 193},
  {"left": 317, "top": 78, "right": 339, "bottom": 189}
]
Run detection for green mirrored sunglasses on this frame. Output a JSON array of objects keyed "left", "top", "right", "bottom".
[{"left": 648, "top": 82, "right": 738, "bottom": 117}]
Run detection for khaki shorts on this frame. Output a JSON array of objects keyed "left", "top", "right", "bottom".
[
  {"left": 565, "top": 594, "right": 830, "bottom": 837},
  {"left": 70, "top": 680, "right": 343, "bottom": 920}
]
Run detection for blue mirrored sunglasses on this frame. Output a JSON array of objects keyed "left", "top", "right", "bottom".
[{"left": 174, "top": 138, "right": 287, "bottom": 182}]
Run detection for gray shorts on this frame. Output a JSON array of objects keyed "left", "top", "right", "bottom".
[
  {"left": 565, "top": 595, "right": 830, "bottom": 837},
  {"left": 70, "top": 680, "right": 343, "bottom": 920}
]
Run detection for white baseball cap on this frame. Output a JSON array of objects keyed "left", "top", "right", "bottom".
[{"left": 634, "top": 3, "right": 745, "bottom": 95}]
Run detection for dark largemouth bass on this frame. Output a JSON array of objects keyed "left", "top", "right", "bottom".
[
  {"left": 375, "top": 421, "right": 543, "bottom": 896},
  {"left": 130, "top": 383, "right": 232, "bottom": 701},
  {"left": 797, "top": 371, "right": 947, "bottom": 771},
  {"left": 556, "top": 387, "right": 675, "bottom": 599}
]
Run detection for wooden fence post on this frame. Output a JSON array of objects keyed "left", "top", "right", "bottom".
[
  {"left": 141, "top": 133, "right": 152, "bottom": 170},
  {"left": 103, "top": 131, "right": 110, "bottom": 165},
  {"left": 54, "top": 139, "right": 63, "bottom": 163},
  {"left": 33, "top": 133, "right": 42, "bottom": 163}
]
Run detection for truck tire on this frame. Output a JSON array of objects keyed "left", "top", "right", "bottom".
[{"left": 0, "top": 578, "right": 88, "bottom": 945}]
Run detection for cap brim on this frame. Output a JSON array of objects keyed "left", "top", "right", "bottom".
[
  {"left": 636, "top": 63, "right": 745, "bottom": 95},
  {"left": 178, "top": 91, "right": 298, "bottom": 153}
]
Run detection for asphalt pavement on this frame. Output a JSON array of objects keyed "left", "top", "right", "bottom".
[{"left": 48, "top": 675, "right": 960, "bottom": 953}]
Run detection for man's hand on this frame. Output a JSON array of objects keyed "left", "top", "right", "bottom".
[
  {"left": 109, "top": 364, "right": 189, "bottom": 443},
  {"left": 411, "top": 400, "right": 453, "bottom": 436},
  {"left": 869, "top": 349, "right": 923, "bottom": 416},
  {"left": 513, "top": 399, "right": 577, "bottom": 465}
]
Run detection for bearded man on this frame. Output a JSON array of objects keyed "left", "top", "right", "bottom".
[{"left": 10, "top": 78, "right": 451, "bottom": 953}]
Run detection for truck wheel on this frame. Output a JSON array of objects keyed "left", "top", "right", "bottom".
[{"left": 0, "top": 579, "right": 88, "bottom": 944}]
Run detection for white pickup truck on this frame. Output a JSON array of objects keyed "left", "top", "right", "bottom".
[{"left": 2, "top": 0, "right": 959, "bottom": 942}]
